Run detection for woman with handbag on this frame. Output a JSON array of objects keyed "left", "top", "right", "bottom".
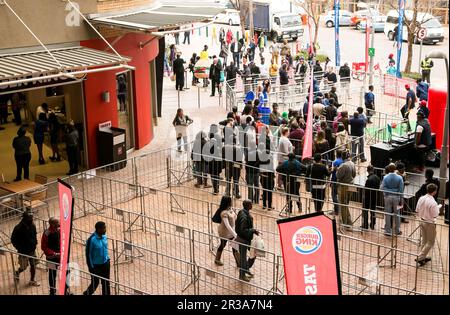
[
  {"left": 212, "top": 196, "right": 240, "bottom": 267},
  {"left": 172, "top": 108, "right": 193, "bottom": 153}
]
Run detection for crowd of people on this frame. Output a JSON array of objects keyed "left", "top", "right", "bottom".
[{"left": 11, "top": 103, "right": 80, "bottom": 180}]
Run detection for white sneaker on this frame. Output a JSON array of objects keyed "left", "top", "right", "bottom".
[{"left": 29, "top": 280, "right": 40, "bottom": 287}]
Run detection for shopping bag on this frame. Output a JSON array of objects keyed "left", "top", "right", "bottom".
[
  {"left": 251, "top": 236, "right": 266, "bottom": 258},
  {"left": 170, "top": 73, "right": 176, "bottom": 81}
]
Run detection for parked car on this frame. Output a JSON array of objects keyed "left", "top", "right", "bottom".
[
  {"left": 215, "top": 9, "right": 240, "bottom": 26},
  {"left": 384, "top": 10, "right": 445, "bottom": 44},
  {"left": 323, "top": 10, "right": 352, "bottom": 28},
  {"left": 357, "top": 15, "right": 387, "bottom": 32},
  {"left": 350, "top": 9, "right": 380, "bottom": 28}
]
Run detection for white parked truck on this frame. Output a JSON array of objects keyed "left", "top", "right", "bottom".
[{"left": 245, "top": 0, "right": 304, "bottom": 42}]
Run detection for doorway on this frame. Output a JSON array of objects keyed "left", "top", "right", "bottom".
[{"left": 116, "top": 71, "right": 135, "bottom": 151}]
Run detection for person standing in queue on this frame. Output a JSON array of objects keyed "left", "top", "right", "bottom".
[
  {"left": 83, "top": 221, "right": 110, "bottom": 295},
  {"left": 41, "top": 218, "right": 71, "bottom": 295},
  {"left": 415, "top": 183, "right": 440, "bottom": 266},
  {"left": 12, "top": 126, "right": 32, "bottom": 182},
  {"left": 172, "top": 52, "right": 186, "bottom": 92},
  {"left": 308, "top": 153, "right": 331, "bottom": 213},
  {"left": 235, "top": 200, "right": 260, "bottom": 282},
  {"left": 65, "top": 122, "right": 79, "bottom": 176},
  {"left": 362, "top": 165, "right": 381, "bottom": 230},
  {"left": 209, "top": 58, "right": 223, "bottom": 97},
  {"left": 34, "top": 112, "right": 48, "bottom": 165},
  {"left": 413, "top": 111, "right": 432, "bottom": 173}
]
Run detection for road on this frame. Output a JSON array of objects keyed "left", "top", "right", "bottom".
[
  {"left": 169, "top": 21, "right": 448, "bottom": 87},
  {"left": 313, "top": 24, "right": 449, "bottom": 87}
]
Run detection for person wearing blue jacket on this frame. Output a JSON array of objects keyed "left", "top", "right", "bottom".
[
  {"left": 416, "top": 78, "right": 429, "bottom": 102},
  {"left": 83, "top": 221, "right": 110, "bottom": 295}
]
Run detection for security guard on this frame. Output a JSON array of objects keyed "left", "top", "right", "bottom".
[{"left": 420, "top": 56, "right": 434, "bottom": 84}]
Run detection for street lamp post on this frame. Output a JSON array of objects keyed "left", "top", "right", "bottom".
[{"left": 426, "top": 51, "right": 449, "bottom": 200}]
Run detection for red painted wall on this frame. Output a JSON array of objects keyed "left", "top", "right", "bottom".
[
  {"left": 81, "top": 33, "right": 159, "bottom": 167},
  {"left": 428, "top": 87, "right": 448, "bottom": 151}
]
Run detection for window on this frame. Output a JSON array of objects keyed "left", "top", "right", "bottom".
[
  {"left": 280, "top": 15, "right": 301, "bottom": 27},
  {"left": 386, "top": 16, "right": 398, "bottom": 24},
  {"left": 422, "top": 18, "right": 442, "bottom": 28}
]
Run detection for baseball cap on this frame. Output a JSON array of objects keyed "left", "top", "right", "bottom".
[
  {"left": 405, "top": 84, "right": 410, "bottom": 90},
  {"left": 420, "top": 100, "right": 427, "bottom": 106},
  {"left": 389, "top": 53, "right": 394, "bottom": 58}
]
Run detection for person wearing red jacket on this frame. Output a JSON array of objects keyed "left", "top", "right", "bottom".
[{"left": 41, "top": 218, "right": 70, "bottom": 295}]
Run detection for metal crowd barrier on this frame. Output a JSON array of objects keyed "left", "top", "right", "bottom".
[{"left": 0, "top": 144, "right": 448, "bottom": 295}]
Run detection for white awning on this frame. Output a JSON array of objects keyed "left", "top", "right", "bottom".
[
  {"left": 0, "top": 46, "right": 131, "bottom": 83},
  {"left": 88, "top": 4, "right": 225, "bottom": 32}
]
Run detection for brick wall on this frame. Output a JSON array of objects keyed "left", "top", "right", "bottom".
[{"left": 97, "top": 0, "right": 157, "bottom": 13}]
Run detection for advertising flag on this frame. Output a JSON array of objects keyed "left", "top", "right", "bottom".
[
  {"left": 396, "top": 0, "right": 405, "bottom": 78},
  {"left": 58, "top": 179, "right": 74, "bottom": 295},
  {"left": 334, "top": 0, "right": 341, "bottom": 67},
  {"left": 277, "top": 213, "right": 341, "bottom": 295},
  {"left": 302, "top": 17, "right": 315, "bottom": 160}
]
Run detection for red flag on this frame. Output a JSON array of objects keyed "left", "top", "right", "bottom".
[
  {"left": 302, "top": 17, "right": 315, "bottom": 160},
  {"left": 58, "top": 180, "right": 74, "bottom": 295}
]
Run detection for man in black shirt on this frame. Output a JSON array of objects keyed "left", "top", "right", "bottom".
[
  {"left": 363, "top": 165, "right": 381, "bottom": 230},
  {"left": 339, "top": 62, "right": 351, "bottom": 99},
  {"left": 222, "top": 136, "right": 243, "bottom": 198},
  {"left": 415, "top": 169, "right": 440, "bottom": 201},
  {"left": 235, "top": 200, "right": 260, "bottom": 282},
  {"left": 172, "top": 53, "right": 186, "bottom": 91},
  {"left": 307, "top": 153, "right": 331, "bottom": 212},
  {"left": 11, "top": 211, "right": 40, "bottom": 287}
]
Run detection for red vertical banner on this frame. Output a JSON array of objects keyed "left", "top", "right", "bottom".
[
  {"left": 302, "top": 17, "right": 315, "bottom": 160},
  {"left": 277, "top": 213, "right": 341, "bottom": 295},
  {"left": 58, "top": 179, "right": 74, "bottom": 295}
]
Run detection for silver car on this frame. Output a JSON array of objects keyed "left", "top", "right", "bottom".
[
  {"left": 323, "top": 10, "right": 352, "bottom": 28},
  {"left": 357, "top": 15, "right": 387, "bottom": 32}
]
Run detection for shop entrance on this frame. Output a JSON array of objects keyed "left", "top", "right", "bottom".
[
  {"left": 116, "top": 71, "right": 135, "bottom": 151},
  {"left": 0, "top": 81, "right": 87, "bottom": 182}
]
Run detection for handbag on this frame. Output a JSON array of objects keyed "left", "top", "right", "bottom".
[
  {"left": 170, "top": 73, "right": 176, "bottom": 81},
  {"left": 211, "top": 208, "right": 222, "bottom": 224}
]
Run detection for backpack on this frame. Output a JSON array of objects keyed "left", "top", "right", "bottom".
[{"left": 212, "top": 208, "right": 222, "bottom": 224}]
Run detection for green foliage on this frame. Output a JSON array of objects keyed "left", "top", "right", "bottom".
[
  {"left": 294, "top": 50, "right": 328, "bottom": 63},
  {"left": 401, "top": 71, "right": 421, "bottom": 80}
]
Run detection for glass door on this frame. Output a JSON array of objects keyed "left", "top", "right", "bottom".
[{"left": 116, "top": 71, "right": 135, "bottom": 150}]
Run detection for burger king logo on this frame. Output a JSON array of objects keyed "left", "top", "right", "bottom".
[{"left": 292, "top": 226, "right": 322, "bottom": 255}]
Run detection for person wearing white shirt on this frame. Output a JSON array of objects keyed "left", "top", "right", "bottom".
[
  {"left": 276, "top": 127, "right": 292, "bottom": 189},
  {"left": 259, "top": 57, "right": 269, "bottom": 78},
  {"left": 415, "top": 183, "right": 441, "bottom": 266}
]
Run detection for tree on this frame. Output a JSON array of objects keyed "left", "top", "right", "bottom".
[
  {"left": 292, "top": 0, "right": 329, "bottom": 50},
  {"left": 391, "top": 0, "right": 433, "bottom": 73},
  {"left": 229, "top": 0, "right": 250, "bottom": 37}
]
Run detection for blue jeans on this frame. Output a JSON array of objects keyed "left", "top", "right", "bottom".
[
  {"left": 384, "top": 195, "right": 401, "bottom": 234},
  {"left": 351, "top": 136, "right": 366, "bottom": 161},
  {"left": 247, "top": 168, "right": 260, "bottom": 204}
]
